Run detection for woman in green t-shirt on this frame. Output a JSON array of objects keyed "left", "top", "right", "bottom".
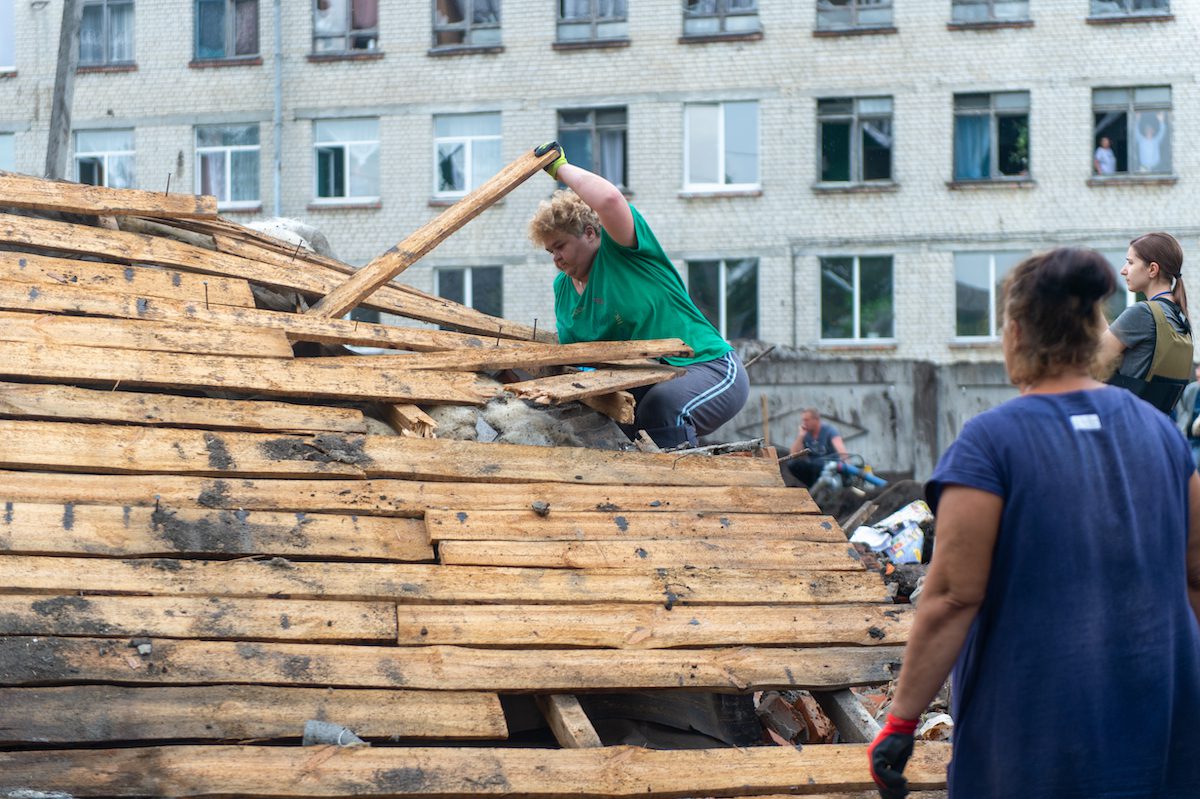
[{"left": 527, "top": 142, "right": 749, "bottom": 449}]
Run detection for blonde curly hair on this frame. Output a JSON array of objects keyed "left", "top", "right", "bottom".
[{"left": 527, "top": 189, "right": 601, "bottom": 248}]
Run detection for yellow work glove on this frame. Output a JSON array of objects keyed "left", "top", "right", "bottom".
[{"left": 534, "top": 141, "right": 568, "bottom": 180}]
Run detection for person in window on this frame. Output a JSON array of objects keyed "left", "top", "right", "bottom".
[
  {"left": 527, "top": 142, "right": 749, "bottom": 449},
  {"left": 1093, "top": 136, "right": 1117, "bottom": 175},
  {"left": 786, "top": 408, "right": 848, "bottom": 487},
  {"left": 1096, "top": 232, "right": 1193, "bottom": 414},
  {"left": 1135, "top": 111, "right": 1167, "bottom": 172},
  {"left": 868, "top": 247, "right": 1200, "bottom": 799}
]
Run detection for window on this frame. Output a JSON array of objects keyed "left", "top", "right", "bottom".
[
  {"left": 684, "top": 101, "right": 759, "bottom": 191},
  {"left": 818, "top": 97, "right": 893, "bottom": 184},
  {"left": 953, "top": 92, "right": 1029, "bottom": 181},
  {"left": 954, "top": 251, "right": 1026, "bottom": 337},
  {"left": 196, "top": 0, "right": 258, "bottom": 59},
  {"left": 313, "top": 118, "right": 379, "bottom": 201},
  {"left": 683, "top": 0, "right": 760, "bottom": 36},
  {"left": 0, "top": 0, "right": 14, "bottom": 71},
  {"left": 80, "top": 0, "right": 135, "bottom": 66},
  {"left": 688, "top": 258, "right": 758, "bottom": 340},
  {"left": 951, "top": 0, "right": 1029, "bottom": 22},
  {"left": 816, "top": 0, "right": 893, "bottom": 30},
  {"left": 558, "top": 0, "right": 627, "bottom": 42},
  {"left": 557, "top": 108, "right": 627, "bottom": 190},
  {"left": 1093, "top": 87, "right": 1172, "bottom": 176},
  {"left": 1090, "top": 0, "right": 1169, "bottom": 17},
  {"left": 313, "top": 0, "right": 377, "bottom": 52},
  {"left": 196, "top": 125, "right": 260, "bottom": 209},
  {"left": 436, "top": 266, "right": 503, "bottom": 317},
  {"left": 0, "top": 133, "right": 13, "bottom": 172},
  {"left": 820, "top": 256, "right": 894, "bottom": 341},
  {"left": 75, "top": 129, "right": 135, "bottom": 188},
  {"left": 1098, "top": 248, "right": 1138, "bottom": 322},
  {"left": 434, "top": 113, "right": 501, "bottom": 197},
  {"left": 433, "top": 0, "right": 500, "bottom": 48}
]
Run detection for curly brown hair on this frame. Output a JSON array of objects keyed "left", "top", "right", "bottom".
[{"left": 527, "top": 189, "right": 601, "bottom": 247}]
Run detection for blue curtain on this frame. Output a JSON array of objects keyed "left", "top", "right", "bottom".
[{"left": 954, "top": 116, "right": 990, "bottom": 180}]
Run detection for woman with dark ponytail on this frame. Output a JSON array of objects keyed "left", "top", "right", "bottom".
[
  {"left": 1096, "top": 231, "right": 1193, "bottom": 413},
  {"left": 868, "top": 248, "right": 1200, "bottom": 799}
]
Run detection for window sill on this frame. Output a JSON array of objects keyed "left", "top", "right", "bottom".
[
  {"left": 189, "top": 56, "right": 263, "bottom": 69},
  {"left": 813, "top": 181, "right": 898, "bottom": 194},
  {"left": 677, "top": 30, "right": 764, "bottom": 45},
  {"left": 1086, "top": 13, "right": 1173, "bottom": 25},
  {"left": 1088, "top": 175, "right": 1178, "bottom": 187},
  {"left": 427, "top": 45, "right": 505, "bottom": 57},
  {"left": 678, "top": 188, "right": 763, "bottom": 199},
  {"left": 818, "top": 340, "right": 898, "bottom": 352},
  {"left": 219, "top": 204, "right": 263, "bottom": 214},
  {"left": 307, "top": 200, "right": 381, "bottom": 211},
  {"left": 946, "top": 178, "right": 1035, "bottom": 190},
  {"left": 552, "top": 38, "right": 631, "bottom": 51},
  {"left": 306, "top": 51, "right": 385, "bottom": 63},
  {"left": 946, "top": 19, "right": 1033, "bottom": 31},
  {"left": 813, "top": 25, "right": 898, "bottom": 38},
  {"left": 430, "top": 196, "right": 507, "bottom": 207},
  {"left": 949, "top": 338, "right": 1001, "bottom": 349},
  {"left": 76, "top": 63, "right": 137, "bottom": 74}
]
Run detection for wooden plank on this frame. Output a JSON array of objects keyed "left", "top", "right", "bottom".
[
  {"left": 384, "top": 404, "right": 437, "bottom": 437},
  {"left": 308, "top": 147, "right": 559, "bottom": 318},
  {"left": 0, "top": 636, "right": 905, "bottom": 691},
  {"left": 425, "top": 510, "right": 844, "bottom": 542},
  {"left": 537, "top": 694, "right": 603, "bottom": 748},
  {"left": 396, "top": 604, "right": 912, "bottom": 649},
  {"left": 510, "top": 368, "right": 682, "bottom": 404},
  {"left": 0, "top": 250, "right": 254, "bottom": 306},
  {"left": 0, "top": 171, "right": 217, "bottom": 217},
  {"left": 0, "top": 594, "right": 396, "bottom": 643},
  {"left": 438, "top": 539, "right": 862, "bottom": 571},
  {"left": 0, "top": 310, "right": 293, "bottom": 358},
  {"left": 0, "top": 472, "right": 822, "bottom": 515},
  {"left": 0, "top": 381, "right": 367, "bottom": 433},
  {"left": 0, "top": 342, "right": 497, "bottom": 404},
  {"left": 0, "top": 685, "right": 507, "bottom": 744},
  {"left": 0, "top": 556, "right": 892, "bottom": 604},
  {"left": 580, "top": 390, "right": 634, "bottom": 425},
  {"left": 0, "top": 502, "right": 432, "bottom": 561},
  {"left": 319, "top": 341, "right": 691, "bottom": 372},
  {"left": 813, "top": 689, "right": 883, "bottom": 744}
]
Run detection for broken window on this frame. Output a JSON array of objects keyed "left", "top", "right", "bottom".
[
  {"left": 196, "top": 0, "right": 259, "bottom": 59},
  {"left": 313, "top": 118, "right": 379, "bottom": 201},
  {"left": 688, "top": 258, "right": 758, "bottom": 340},
  {"left": 951, "top": 0, "right": 1029, "bottom": 22},
  {"left": 433, "top": 0, "right": 501, "bottom": 48},
  {"left": 818, "top": 97, "right": 893, "bottom": 184},
  {"left": 1090, "top": 0, "right": 1169, "bottom": 17},
  {"left": 434, "top": 112, "right": 501, "bottom": 197},
  {"left": 0, "top": 0, "right": 14, "bottom": 71},
  {"left": 816, "top": 0, "right": 892, "bottom": 31},
  {"left": 684, "top": 101, "right": 759, "bottom": 190},
  {"left": 954, "top": 251, "right": 1026, "bottom": 338},
  {"left": 80, "top": 0, "right": 135, "bottom": 66},
  {"left": 683, "top": 0, "right": 760, "bottom": 37},
  {"left": 819, "top": 256, "right": 893, "bottom": 341},
  {"left": 436, "top": 266, "right": 503, "bottom": 318},
  {"left": 557, "top": 107, "right": 627, "bottom": 190},
  {"left": 558, "top": 0, "right": 627, "bottom": 42},
  {"left": 0, "top": 133, "right": 13, "bottom": 172},
  {"left": 1093, "top": 86, "right": 1172, "bottom": 177},
  {"left": 953, "top": 92, "right": 1029, "bottom": 181},
  {"left": 75, "top": 129, "right": 135, "bottom": 189},
  {"left": 196, "top": 124, "right": 260, "bottom": 209},
  {"left": 313, "top": 0, "right": 378, "bottom": 53}
]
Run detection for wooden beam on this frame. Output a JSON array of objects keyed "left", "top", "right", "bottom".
[
  {"left": 0, "top": 635, "right": 905, "bottom": 691},
  {"left": 0, "top": 594, "right": 397, "bottom": 643},
  {"left": 536, "top": 694, "right": 603, "bottom": 748},
  {"left": 0, "top": 686, "right": 507, "bottom": 744},
  {"left": 383, "top": 404, "right": 437, "bottom": 437},
  {"left": 509, "top": 367, "right": 682, "bottom": 404},
  {"left": 0, "top": 171, "right": 217, "bottom": 218},
  {"left": 0, "top": 743, "right": 952, "bottom": 797},
  {"left": 812, "top": 689, "right": 883, "bottom": 744},
  {"left": 0, "top": 381, "right": 367, "bottom": 433},
  {"left": 318, "top": 340, "right": 691, "bottom": 372},
  {"left": 395, "top": 604, "right": 912, "bottom": 649},
  {"left": 0, "top": 556, "right": 892, "bottom": 604},
  {"left": 580, "top": 391, "right": 634, "bottom": 425},
  {"left": 424, "top": 510, "right": 844, "bottom": 542},
  {"left": 0, "top": 250, "right": 254, "bottom": 307},
  {"left": 307, "top": 147, "right": 558, "bottom": 318},
  {"left": 0, "top": 502, "right": 432, "bottom": 561},
  {"left": 0, "top": 310, "right": 293, "bottom": 358}
]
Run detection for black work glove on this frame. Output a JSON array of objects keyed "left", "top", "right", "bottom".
[{"left": 534, "top": 141, "right": 568, "bottom": 179}]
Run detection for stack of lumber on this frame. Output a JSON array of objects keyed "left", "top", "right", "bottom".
[{"left": 0, "top": 170, "right": 947, "bottom": 798}]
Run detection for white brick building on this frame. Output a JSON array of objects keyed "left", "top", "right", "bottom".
[{"left": 0, "top": 0, "right": 1195, "bottom": 365}]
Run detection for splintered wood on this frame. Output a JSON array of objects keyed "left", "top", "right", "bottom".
[{"left": 0, "top": 170, "right": 937, "bottom": 798}]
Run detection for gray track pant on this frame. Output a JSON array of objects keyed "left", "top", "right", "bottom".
[{"left": 625, "top": 351, "right": 750, "bottom": 448}]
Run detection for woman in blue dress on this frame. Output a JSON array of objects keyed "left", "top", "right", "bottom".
[{"left": 869, "top": 247, "right": 1200, "bottom": 799}]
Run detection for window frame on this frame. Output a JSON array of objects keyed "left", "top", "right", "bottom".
[
  {"left": 815, "top": 0, "right": 894, "bottom": 31},
  {"left": 682, "top": 0, "right": 761, "bottom": 37},
  {"left": 952, "top": 250, "right": 1027, "bottom": 340},
  {"left": 686, "top": 257, "right": 759, "bottom": 340},
  {"left": 195, "top": 0, "right": 259, "bottom": 60},
  {"left": 1092, "top": 85, "right": 1173, "bottom": 178},
  {"left": 952, "top": 91, "right": 1030, "bottom": 182},
  {"left": 816, "top": 96, "right": 894, "bottom": 185},
  {"left": 74, "top": 129, "right": 136, "bottom": 189},
  {"left": 818, "top": 254, "right": 895, "bottom": 343},
  {"left": 950, "top": 0, "right": 1030, "bottom": 23},
  {"left": 557, "top": 0, "right": 628, "bottom": 42},
  {"left": 0, "top": 0, "right": 14, "bottom": 71},
  {"left": 432, "top": 112, "right": 502, "bottom": 199},
  {"left": 80, "top": 0, "right": 136, "bottom": 67},
  {"left": 311, "top": 118, "right": 380, "bottom": 203},
  {"left": 1089, "top": 0, "right": 1169, "bottom": 18},
  {"left": 556, "top": 106, "right": 628, "bottom": 191},
  {"left": 194, "top": 124, "right": 261, "bottom": 210},
  {"left": 431, "top": 0, "right": 501, "bottom": 49},
  {"left": 312, "top": 0, "right": 379, "bottom": 53},
  {"left": 434, "top": 265, "right": 504, "bottom": 317},
  {"left": 683, "top": 100, "right": 760, "bottom": 193}
]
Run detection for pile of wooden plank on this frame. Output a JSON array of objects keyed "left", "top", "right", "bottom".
[{"left": 0, "top": 167, "right": 947, "bottom": 798}]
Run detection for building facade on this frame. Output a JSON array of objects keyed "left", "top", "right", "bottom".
[{"left": 0, "top": 0, "right": 1195, "bottom": 367}]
